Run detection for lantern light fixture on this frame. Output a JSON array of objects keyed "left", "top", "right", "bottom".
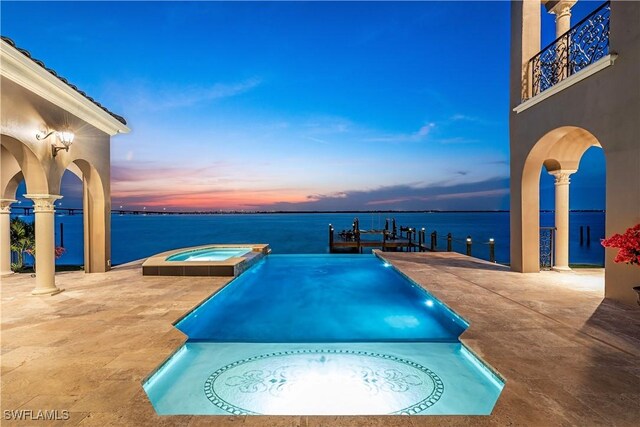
[{"left": 36, "top": 128, "right": 75, "bottom": 157}]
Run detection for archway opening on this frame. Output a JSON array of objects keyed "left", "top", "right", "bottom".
[
  {"left": 6, "top": 171, "right": 84, "bottom": 271},
  {"left": 540, "top": 146, "right": 606, "bottom": 268},
  {"left": 51, "top": 169, "right": 86, "bottom": 269},
  {"left": 66, "top": 159, "right": 109, "bottom": 273},
  {"left": 1, "top": 137, "right": 49, "bottom": 275},
  {"left": 520, "top": 126, "right": 606, "bottom": 271}
]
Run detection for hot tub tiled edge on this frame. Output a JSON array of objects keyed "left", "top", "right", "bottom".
[{"left": 142, "top": 244, "right": 270, "bottom": 277}]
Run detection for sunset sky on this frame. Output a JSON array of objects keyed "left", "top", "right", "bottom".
[{"left": 3, "top": 1, "right": 605, "bottom": 211}]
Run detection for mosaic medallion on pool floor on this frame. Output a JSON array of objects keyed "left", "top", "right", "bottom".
[{"left": 204, "top": 349, "right": 444, "bottom": 415}]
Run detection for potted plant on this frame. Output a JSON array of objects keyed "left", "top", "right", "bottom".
[{"left": 601, "top": 224, "right": 640, "bottom": 305}]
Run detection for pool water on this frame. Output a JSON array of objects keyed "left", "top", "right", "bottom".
[
  {"left": 144, "top": 255, "right": 504, "bottom": 415},
  {"left": 177, "top": 255, "right": 466, "bottom": 342},
  {"left": 166, "top": 247, "right": 251, "bottom": 262}
]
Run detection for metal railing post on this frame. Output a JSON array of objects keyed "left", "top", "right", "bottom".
[
  {"left": 466, "top": 236, "right": 472, "bottom": 256},
  {"left": 551, "top": 228, "right": 555, "bottom": 267},
  {"left": 566, "top": 32, "right": 571, "bottom": 77}
]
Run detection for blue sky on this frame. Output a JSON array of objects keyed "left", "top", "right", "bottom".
[{"left": 2, "top": 1, "right": 605, "bottom": 211}]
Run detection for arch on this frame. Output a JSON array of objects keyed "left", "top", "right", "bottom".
[
  {"left": 66, "top": 162, "right": 83, "bottom": 180},
  {"left": 2, "top": 170, "right": 24, "bottom": 201},
  {"left": 517, "top": 125, "right": 604, "bottom": 271},
  {"left": 62, "top": 158, "right": 110, "bottom": 273},
  {"left": 0, "top": 134, "right": 49, "bottom": 195}
]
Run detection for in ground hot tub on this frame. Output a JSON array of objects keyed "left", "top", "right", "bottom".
[
  {"left": 142, "top": 244, "right": 269, "bottom": 277},
  {"left": 167, "top": 247, "right": 252, "bottom": 262}
]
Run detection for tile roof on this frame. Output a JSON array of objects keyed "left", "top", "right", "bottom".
[{"left": 1, "top": 36, "right": 127, "bottom": 125}]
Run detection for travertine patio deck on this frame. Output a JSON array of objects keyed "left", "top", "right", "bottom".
[{"left": 1, "top": 252, "right": 639, "bottom": 426}]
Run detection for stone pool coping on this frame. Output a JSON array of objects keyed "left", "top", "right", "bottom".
[{"left": 141, "top": 244, "right": 270, "bottom": 277}]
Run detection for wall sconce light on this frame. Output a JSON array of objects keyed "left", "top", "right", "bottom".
[{"left": 36, "top": 128, "right": 75, "bottom": 157}]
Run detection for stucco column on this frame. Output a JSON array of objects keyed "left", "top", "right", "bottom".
[
  {"left": 0, "top": 199, "right": 16, "bottom": 276},
  {"left": 24, "top": 194, "right": 63, "bottom": 295},
  {"left": 548, "top": 0, "right": 576, "bottom": 38},
  {"left": 548, "top": 170, "right": 575, "bottom": 271}
]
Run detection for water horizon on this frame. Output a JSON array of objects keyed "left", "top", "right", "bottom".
[
  {"left": 11, "top": 207, "right": 606, "bottom": 214},
  {"left": 10, "top": 211, "right": 605, "bottom": 268}
]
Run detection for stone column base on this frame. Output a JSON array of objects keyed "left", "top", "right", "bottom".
[{"left": 31, "top": 286, "right": 64, "bottom": 296}]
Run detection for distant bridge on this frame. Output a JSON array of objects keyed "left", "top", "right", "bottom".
[{"left": 11, "top": 207, "right": 191, "bottom": 216}]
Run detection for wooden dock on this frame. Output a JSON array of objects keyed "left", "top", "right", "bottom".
[
  {"left": 328, "top": 217, "right": 497, "bottom": 262},
  {"left": 331, "top": 234, "right": 416, "bottom": 252},
  {"left": 329, "top": 217, "right": 427, "bottom": 253}
]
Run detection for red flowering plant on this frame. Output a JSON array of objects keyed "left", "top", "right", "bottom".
[
  {"left": 55, "top": 246, "right": 66, "bottom": 259},
  {"left": 601, "top": 224, "right": 640, "bottom": 266},
  {"left": 25, "top": 246, "right": 66, "bottom": 259},
  {"left": 24, "top": 246, "right": 66, "bottom": 273}
]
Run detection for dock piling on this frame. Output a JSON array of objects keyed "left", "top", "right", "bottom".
[
  {"left": 328, "top": 224, "right": 334, "bottom": 253},
  {"left": 326, "top": 218, "right": 491, "bottom": 260},
  {"left": 489, "top": 238, "right": 495, "bottom": 263}
]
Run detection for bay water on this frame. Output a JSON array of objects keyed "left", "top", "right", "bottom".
[{"left": 11, "top": 211, "right": 605, "bottom": 267}]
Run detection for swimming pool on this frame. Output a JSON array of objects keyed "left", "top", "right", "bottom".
[
  {"left": 167, "top": 247, "right": 252, "bottom": 262},
  {"left": 144, "top": 254, "right": 504, "bottom": 415}
]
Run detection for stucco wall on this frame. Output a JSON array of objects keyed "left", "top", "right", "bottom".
[{"left": 509, "top": 1, "right": 640, "bottom": 305}]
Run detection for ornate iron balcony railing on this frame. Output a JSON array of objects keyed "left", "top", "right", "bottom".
[
  {"left": 539, "top": 227, "right": 556, "bottom": 270},
  {"left": 526, "top": 1, "right": 610, "bottom": 101}
]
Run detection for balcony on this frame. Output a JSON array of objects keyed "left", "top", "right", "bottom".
[{"left": 523, "top": 1, "right": 611, "bottom": 103}]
